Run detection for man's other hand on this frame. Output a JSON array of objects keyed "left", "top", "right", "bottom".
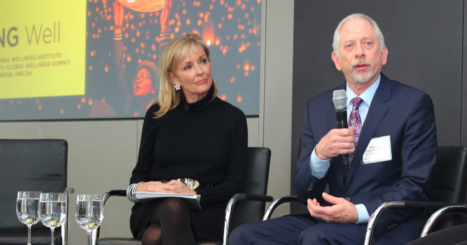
[{"left": 307, "top": 192, "right": 358, "bottom": 223}]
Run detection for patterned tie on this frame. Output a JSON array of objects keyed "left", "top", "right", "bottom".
[{"left": 345, "top": 97, "right": 363, "bottom": 180}]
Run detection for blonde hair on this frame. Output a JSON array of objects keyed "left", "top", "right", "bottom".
[{"left": 154, "top": 33, "right": 218, "bottom": 118}]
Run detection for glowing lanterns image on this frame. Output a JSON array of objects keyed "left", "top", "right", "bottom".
[
  {"left": 115, "top": 0, "right": 165, "bottom": 12},
  {"left": 243, "top": 61, "right": 250, "bottom": 71},
  {"left": 202, "top": 20, "right": 214, "bottom": 46},
  {"left": 114, "top": 0, "right": 173, "bottom": 47},
  {"left": 0, "top": 0, "right": 263, "bottom": 120},
  {"left": 79, "top": 0, "right": 262, "bottom": 118},
  {"left": 244, "top": 60, "right": 250, "bottom": 76}
]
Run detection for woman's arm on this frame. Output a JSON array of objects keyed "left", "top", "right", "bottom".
[
  {"left": 129, "top": 105, "right": 159, "bottom": 184},
  {"left": 196, "top": 109, "right": 248, "bottom": 205}
]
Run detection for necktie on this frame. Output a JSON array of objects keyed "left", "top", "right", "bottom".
[{"left": 345, "top": 97, "right": 363, "bottom": 181}]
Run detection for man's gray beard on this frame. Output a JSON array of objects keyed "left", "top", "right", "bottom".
[{"left": 351, "top": 61, "right": 374, "bottom": 83}]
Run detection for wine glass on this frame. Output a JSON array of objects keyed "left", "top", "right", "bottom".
[
  {"left": 16, "top": 191, "right": 41, "bottom": 245},
  {"left": 75, "top": 194, "right": 104, "bottom": 245},
  {"left": 39, "top": 193, "right": 67, "bottom": 245}
]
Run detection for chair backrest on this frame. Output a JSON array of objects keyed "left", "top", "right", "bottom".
[
  {"left": 0, "top": 139, "right": 68, "bottom": 231},
  {"left": 430, "top": 146, "right": 467, "bottom": 202},
  {"left": 229, "top": 147, "right": 271, "bottom": 231},
  {"left": 430, "top": 146, "right": 467, "bottom": 230}
]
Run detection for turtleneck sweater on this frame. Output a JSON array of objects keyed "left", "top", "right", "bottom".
[{"left": 129, "top": 85, "right": 248, "bottom": 205}]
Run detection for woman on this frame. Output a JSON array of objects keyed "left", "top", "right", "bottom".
[
  {"left": 127, "top": 33, "right": 248, "bottom": 245},
  {"left": 125, "top": 61, "right": 159, "bottom": 117}
]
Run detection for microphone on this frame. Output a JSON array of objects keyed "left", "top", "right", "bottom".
[{"left": 332, "top": 90, "right": 350, "bottom": 166}]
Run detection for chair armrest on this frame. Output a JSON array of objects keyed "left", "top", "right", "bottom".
[
  {"left": 223, "top": 193, "right": 274, "bottom": 245},
  {"left": 102, "top": 189, "right": 127, "bottom": 205},
  {"left": 262, "top": 196, "right": 300, "bottom": 221},
  {"left": 62, "top": 187, "right": 74, "bottom": 245},
  {"left": 92, "top": 189, "right": 128, "bottom": 245},
  {"left": 364, "top": 201, "right": 466, "bottom": 245},
  {"left": 236, "top": 194, "right": 274, "bottom": 202},
  {"left": 421, "top": 204, "right": 467, "bottom": 237}
]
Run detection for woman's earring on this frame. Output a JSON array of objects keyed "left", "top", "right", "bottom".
[{"left": 174, "top": 84, "right": 181, "bottom": 91}]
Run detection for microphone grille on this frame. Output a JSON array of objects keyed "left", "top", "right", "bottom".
[{"left": 332, "top": 90, "right": 347, "bottom": 110}]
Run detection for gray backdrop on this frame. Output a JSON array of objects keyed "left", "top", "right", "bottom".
[{"left": 291, "top": 0, "right": 464, "bottom": 213}]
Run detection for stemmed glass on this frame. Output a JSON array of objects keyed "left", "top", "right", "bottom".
[
  {"left": 16, "top": 191, "right": 41, "bottom": 245},
  {"left": 39, "top": 193, "right": 67, "bottom": 245},
  {"left": 75, "top": 194, "right": 104, "bottom": 245}
]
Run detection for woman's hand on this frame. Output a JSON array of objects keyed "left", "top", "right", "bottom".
[
  {"left": 135, "top": 181, "right": 176, "bottom": 193},
  {"left": 135, "top": 181, "right": 196, "bottom": 195},
  {"left": 167, "top": 180, "right": 197, "bottom": 195}
]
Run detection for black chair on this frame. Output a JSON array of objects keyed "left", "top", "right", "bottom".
[
  {"left": 0, "top": 139, "right": 73, "bottom": 245},
  {"left": 364, "top": 146, "right": 467, "bottom": 244},
  {"left": 262, "top": 146, "right": 467, "bottom": 245},
  {"left": 96, "top": 147, "right": 273, "bottom": 245}
]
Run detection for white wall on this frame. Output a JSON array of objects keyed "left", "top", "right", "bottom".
[
  {"left": 259, "top": 0, "right": 294, "bottom": 220},
  {"left": 0, "top": 1, "right": 294, "bottom": 243}
]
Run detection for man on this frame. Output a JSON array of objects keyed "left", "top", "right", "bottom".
[{"left": 229, "top": 13, "right": 437, "bottom": 245}]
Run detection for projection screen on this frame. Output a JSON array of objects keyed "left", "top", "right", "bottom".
[{"left": 0, "top": 0, "right": 261, "bottom": 120}]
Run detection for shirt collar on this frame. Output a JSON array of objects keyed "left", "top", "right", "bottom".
[{"left": 346, "top": 74, "right": 381, "bottom": 107}]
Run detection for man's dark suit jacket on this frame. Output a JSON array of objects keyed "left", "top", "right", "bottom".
[{"left": 294, "top": 74, "right": 437, "bottom": 243}]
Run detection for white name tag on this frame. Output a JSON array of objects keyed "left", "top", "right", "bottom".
[{"left": 362, "top": 136, "right": 392, "bottom": 164}]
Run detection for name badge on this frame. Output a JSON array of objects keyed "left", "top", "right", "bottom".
[{"left": 362, "top": 136, "right": 392, "bottom": 164}]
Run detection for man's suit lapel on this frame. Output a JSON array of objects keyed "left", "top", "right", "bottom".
[{"left": 346, "top": 74, "right": 391, "bottom": 186}]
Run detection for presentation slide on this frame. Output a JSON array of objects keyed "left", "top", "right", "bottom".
[
  {"left": 0, "top": 0, "right": 86, "bottom": 99},
  {"left": 0, "top": 0, "right": 261, "bottom": 120}
]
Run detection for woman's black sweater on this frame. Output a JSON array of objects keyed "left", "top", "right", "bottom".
[{"left": 129, "top": 85, "right": 248, "bottom": 205}]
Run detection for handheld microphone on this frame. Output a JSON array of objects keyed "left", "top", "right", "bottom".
[{"left": 332, "top": 90, "right": 350, "bottom": 166}]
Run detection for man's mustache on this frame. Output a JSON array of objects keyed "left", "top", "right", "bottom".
[{"left": 351, "top": 59, "right": 372, "bottom": 69}]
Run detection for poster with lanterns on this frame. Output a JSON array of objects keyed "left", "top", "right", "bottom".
[{"left": 0, "top": 0, "right": 261, "bottom": 120}]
